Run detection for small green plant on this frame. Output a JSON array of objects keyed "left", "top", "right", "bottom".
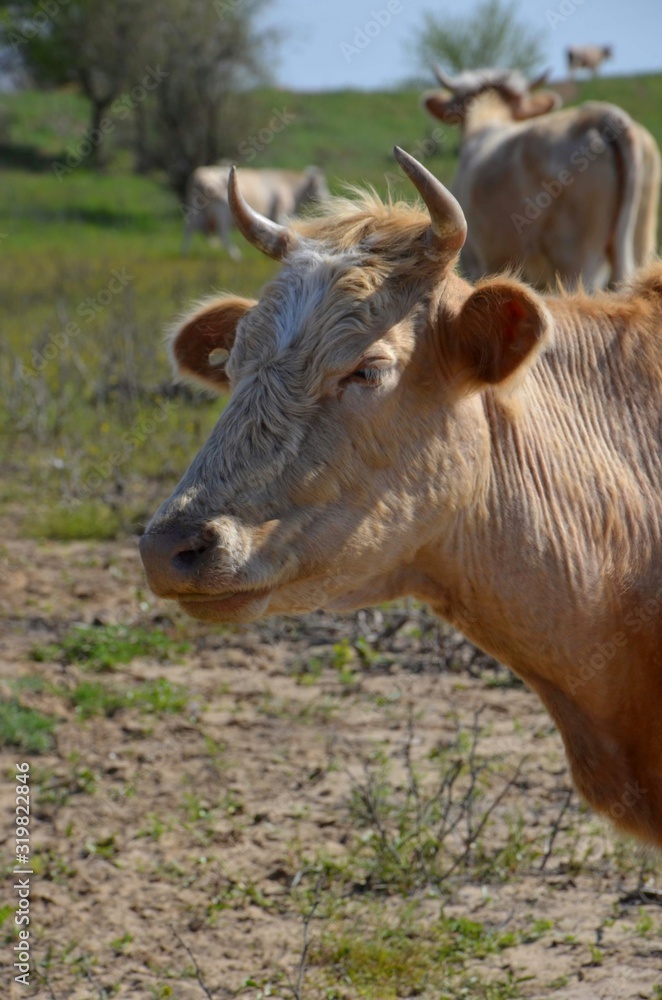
[
  {"left": 345, "top": 714, "right": 526, "bottom": 894},
  {"left": 521, "top": 917, "right": 553, "bottom": 943},
  {"left": 0, "top": 698, "right": 58, "bottom": 752},
  {"left": 355, "top": 635, "right": 378, "bottom": 666},
  {"left": 127, "top": 677, "right": 189, "bottom": 714},
  {"left": 311, "top": 907, "right": 522, "bottom": 999},
  {"left": 183, "top": 792, "right": 210, "bottom": 822},
  {"left": 85, "top": 834, "right": 118, "bottom": 859},
  {"left": 332, "top": 638, "right": 357, "bottom": 685},
  {"left": 549, "top": 976, "right": 570, "bottom": 990},
  {"left": 588, "top": 944, "right": 603, "bottom": 965},
  {"left": 635, "top": 908, "right": 654, "bottom": 935},
  {"left": 32, "top": 623, "right": 189, "bottom": 672},
  {"left": 294, "top": 655, "right": 323, "bottom": 685},
  {"left": 137, "top": 815, "right": 169, "bottom": 841},
  {"left": 70, "top": 681, "right": 127, "bottom": 718},
  {"left": 110, "top": 932, "right": 133, "bottom": 954},
  {"left": 69, "top": 677, "right": 189, "bottom": 717}
]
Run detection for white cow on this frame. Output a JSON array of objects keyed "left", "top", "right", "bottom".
[
  {"left": 567, "top": 45, "right": 613, "bottom": 78},
  {"left": 422, "top": 69, "right": 660, "bottom": 290},
  {"left": 182, "top": 165, "right": 330, "bottom": 258}
]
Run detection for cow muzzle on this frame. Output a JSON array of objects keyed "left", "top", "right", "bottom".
[
  {"left": 139, "top": 519, "right": 275, "bottom": 622},
  {"left": 139, "top": 526, "right": 218, "bottom": 597}
]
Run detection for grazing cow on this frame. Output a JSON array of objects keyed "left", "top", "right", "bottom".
[
  {"left": 141, "top": 150, "right": 662, "bottom": 846},
  {"left": 182, "top": 164, "right": 330, "bottom": 258},
  {"left": 567, "top": 45, "right": 613, "bottom": 78},
  {"left": 422, "top": 69, "right": 660, "bottom": 290}
]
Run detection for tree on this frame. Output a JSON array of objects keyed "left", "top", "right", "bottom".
[
  {"left": 1, "top": 0, "right": 152, "bottom": 165},
  {"left": 409, "top": 0, "right": 545, "bottom": 78},
  {"left": 143, "top": 0, "right": 277, "bottom": 200},
  {"left": 1, "top": 0, "right": 278, "bottom": 192}
]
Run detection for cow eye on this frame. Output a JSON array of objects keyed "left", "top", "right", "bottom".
[
  {"left": 344, "top": 359, "right": 395, "bottom": 388},
  {"left": 351, "top": 366, "right": 384, "bottom": 385}
]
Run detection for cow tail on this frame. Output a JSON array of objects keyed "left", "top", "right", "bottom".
[
  {"left": 633, "top": 127, "right": 661, "bottom": 267},
  {"left": 608, "top": 108, "right": 643, "bottom": 285}
]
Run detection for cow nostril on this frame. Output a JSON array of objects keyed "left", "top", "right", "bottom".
[
  {"left": 139, "top": 528, "right": 219, "bottom": 592},
  {"left": 172, "top": 540, "right": 210, "bottom": 572}
]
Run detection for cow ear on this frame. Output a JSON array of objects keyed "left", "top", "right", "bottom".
[
  {"left": 421, "top": 90, "right": 465, "bottom": 126},
  {"left": 170, "top": 295, "right": 256, "bottom": 391},
  {"left": 513, "top": 90, "right": 561, "bottom": 120},
  {"left": 452, "top": 280, "right": 551, "bottom": 388}
]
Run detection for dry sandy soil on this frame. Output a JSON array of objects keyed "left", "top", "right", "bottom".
[{"left": 1, "top": 534, "right": 661, "bottom": 1000}]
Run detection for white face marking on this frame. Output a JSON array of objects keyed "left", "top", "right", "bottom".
[{"left": 268, "top": 245, "right": 361, "bottom": 351}]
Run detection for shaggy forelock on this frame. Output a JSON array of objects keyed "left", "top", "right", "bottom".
[{"left": 228, "top": 190, "right": 440, "bottom": 388}]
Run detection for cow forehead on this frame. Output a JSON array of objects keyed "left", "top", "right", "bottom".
[{"left": 231, "top": 244, "right": 383, "bottom": 366}]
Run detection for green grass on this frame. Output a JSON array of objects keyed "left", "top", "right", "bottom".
[
  {"left": 310, "top": 906, "right": 523, "bottom": 999},
  {"left": 31, "top": 623, "right": 190, "bottom": 672},
  {"left": 68, "top": 680, "right": 128, "bottom": 718},
  {"left": 1, "top": 74, "right": 662, "bottom": 537},
  {"left": 33, "top": 676, "right": 189, "bottom": 720},
  {"left": 0, "top": 698, "right": 58, "bottom": 752},
  {"left": 27, "top": 502, "right": 124, "bottom": 541}
]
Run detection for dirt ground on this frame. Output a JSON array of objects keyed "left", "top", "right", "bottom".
[{"left": 1, "top": 533, "right": 661, "bottom": 1000}]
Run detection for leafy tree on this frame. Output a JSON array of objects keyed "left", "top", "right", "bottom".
[
  {"left": 1, "top": 0, "right": 151, "bottom": 165},
  {"left": 144, "top": 0, "right": 277, "bottom": 199},
  {"left": 1, "top": 0, "right": 278, "bottom": 192},
  {"left": 409, "top": 0, "right": 545, "bottom": 78}
]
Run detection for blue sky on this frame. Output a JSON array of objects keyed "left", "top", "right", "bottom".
[{"left": 260, "top": 0, "right": 662, "bottom": 90}]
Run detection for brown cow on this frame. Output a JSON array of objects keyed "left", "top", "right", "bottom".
[
  {"left": 422, "top": 70, "right": 660, "bottom": 291},
  {"left": 141, "top": 151, "right": 662, "bottom": 846}
]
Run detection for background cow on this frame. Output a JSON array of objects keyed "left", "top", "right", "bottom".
[
  {"left": 142, "top": 152, "right": 662, "bottom": 847},
  {"left": 182, "top": 164, "right": 330, "bottom": 257},
  {"left": 567, "top": 44, "right": 614, "bottom": 78},
  {"left": 422, "top": 68, "right": 660, "bottom": 290}
]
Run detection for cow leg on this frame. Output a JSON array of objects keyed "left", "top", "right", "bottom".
[
  {"left": 268, "top": 194, "right": 284, "bottom": 223},
  {"left": 182, "top": 211, "right": 197, "bottom": 255},
  {"left": 214, "top": 201, "right": 241, "bottom": 260}
]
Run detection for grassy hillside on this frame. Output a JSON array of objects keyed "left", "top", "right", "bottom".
[{"left": 1, "top": 75, "right": 662, "bottom": 538}]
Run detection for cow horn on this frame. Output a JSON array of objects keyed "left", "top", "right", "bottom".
[
  {"left": 393, "top": 147, "right": 466, "bottom": 257},
  {"left": 433, "top": 65, "right": 457, "bottom": 90},
  {"left": 228, "top": 165, "right": 297, "bottom": 260}
]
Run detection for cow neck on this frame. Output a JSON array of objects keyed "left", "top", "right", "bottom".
[{"left": 462, "top": 91, "right": 515, "bottom": 137}]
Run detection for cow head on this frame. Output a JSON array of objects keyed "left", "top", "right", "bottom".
[
  {"left": 140, "top": 149, "right": 551, "bottom": 623},
  {"left": 299, "top": 166, "right": 331, "bottom": 209},
  {"left": 422, "top": 66, "right": 561, "bottom": 125}
]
